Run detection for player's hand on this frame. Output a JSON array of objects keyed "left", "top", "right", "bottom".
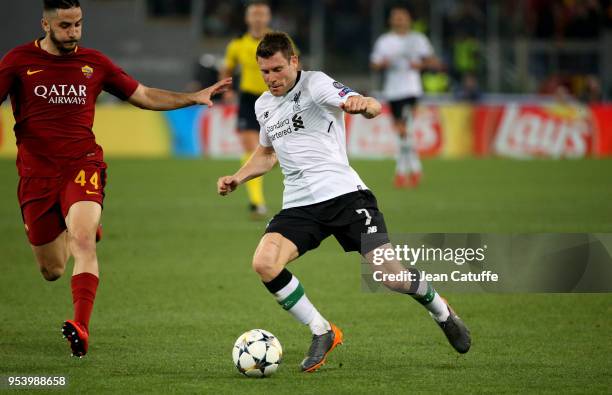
[
  {"left": 340, "top": 96, "right": 369, "bottom": 115},
  {"left": 340, "top": 96, "right": 381, "bottom": 119},
  {"left": 217, "top": 175, "right": 239, "bottom": 196},
  {"left": 194, "top": 78, "right": 233, "bottom": 107}
]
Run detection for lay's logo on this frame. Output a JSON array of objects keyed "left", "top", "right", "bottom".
[
  {"left": 81, "top": 65, "right": 93, "bottom": 79},
  {"left": 493, "top": 104, "right": 593, "bottom": 158}
]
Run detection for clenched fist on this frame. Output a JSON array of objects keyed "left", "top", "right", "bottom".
[{"left": 217, "top": 175, "right": 239, "bottom": 196}]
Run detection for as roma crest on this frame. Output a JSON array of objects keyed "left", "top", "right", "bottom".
[{"left": 81, "top": 65, "right": 94, "bottom": 79}]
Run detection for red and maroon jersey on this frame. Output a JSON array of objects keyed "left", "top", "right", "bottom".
[{"left": 0, "top": 39, "right": 139, "bottom": 177}]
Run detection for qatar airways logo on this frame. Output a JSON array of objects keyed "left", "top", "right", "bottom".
[{"left": 34, "top": 84, "right": 87, "bottom": 105}]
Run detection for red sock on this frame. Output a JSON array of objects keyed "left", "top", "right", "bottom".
[{"left": 71, "top": 273, "right": 99, "bottom": 333}]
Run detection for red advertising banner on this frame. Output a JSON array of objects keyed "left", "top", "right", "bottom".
[
  {"left": 474, "top": 104, "right": 597, "bottom": 159},
  {"left": 590, "top": 104, "right": 612, "bottom": 156},
  {"left": 200, "top": 105, "right": 242, "bottom": 157},
  {"left": 200, "top": 102, "right": 612, "bottom": 159},
  {"left": 2, "top": 101, "right": 611, "bottom": 159}
]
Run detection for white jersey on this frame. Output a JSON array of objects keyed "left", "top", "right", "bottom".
[
  {"left": 370, "top": 31, "right": 434, "bottom": 100},
  {"left": 256, "top": 70, "right": 368, "bottom": 209}
]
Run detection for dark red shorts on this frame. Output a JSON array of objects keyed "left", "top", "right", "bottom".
[{"left": 18, "top": 162, "right": 107, "bottom": 246}]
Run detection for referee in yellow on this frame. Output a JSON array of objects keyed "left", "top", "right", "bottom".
[{"left": 220, "top": 0, "right": 271, "bottom": 219}]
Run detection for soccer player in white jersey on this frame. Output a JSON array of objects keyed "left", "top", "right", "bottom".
[
  {"left": 217, "top": 32, "right": 470, "bottom": 373},
  {"left": 371, "top": 4, "right": 442, "bottom": 188}
]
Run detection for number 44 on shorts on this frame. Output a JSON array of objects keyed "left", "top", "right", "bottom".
[
  {"left": 74, "top": 169, "right": 99, "bottom": 191},
  {"left": 356, "top": 209, "right": 378, "bottom": 234}
]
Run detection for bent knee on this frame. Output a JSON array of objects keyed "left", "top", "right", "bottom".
[
  {"left": 252, "top": 253, "right": 274, "bottom": 276},
  {"left": 39, "top": 261, "right": 65, "bottom": 281},
  {"left": 252, "top": 253, "right": 283, "bottom": 280}
]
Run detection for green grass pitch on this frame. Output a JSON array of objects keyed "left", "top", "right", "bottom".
[{"left": 1, "top": 158, "right": 611, "bottom": 394}]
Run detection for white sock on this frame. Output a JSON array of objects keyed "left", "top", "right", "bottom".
[
  {"left": 271, "top": 274, "right": 330, "bottom": 335},
  {"left": 406, "top": 271, "right": 450, "bottom": 323},
  {"left": 308, "top": 309, "right": 331, "bottom": 336},
  {"left": 407, "top": 145, "right": 422, "bottom": 174},
  {"left": 396, "top": 136, "right": 410, "bottom": 174},
  {"left": 426, "top": 293, "right": 450, "bottom": 322},
  {"left": 402, "top": 110, "right": 422, "bottom": 174}
]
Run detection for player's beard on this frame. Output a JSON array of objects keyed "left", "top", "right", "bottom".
[{"left": 49, "top": 29, "right": 79, "bottom": 54}]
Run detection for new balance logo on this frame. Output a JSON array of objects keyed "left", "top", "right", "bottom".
[
  {"left": 367, "top": 226, "right": 378, "bottom": 234},
  {"left": 292, "top": 114, "right": 304, "bottom": 130}
]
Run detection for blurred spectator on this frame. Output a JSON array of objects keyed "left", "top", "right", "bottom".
[
  {"left": 439, "top": 1, "right": 484, "bottom": 93},
  {"left": 452, "top": 32, "right": 480, "bottom": 76},
  {"left": 423, "top": 71, "right": 450, "bottom": 95},
  {"left": 579, "top": 75, "right": 603, "bottom": 104},
  {"left": 538, "top": 74, "right": 573, "bottom": 96},
  {"left": 537, "top": 73, "right": 604, "bottom": 103},
  {"left": 555, "top": 84, "right": 570, "bottom": 99},
  {"left": 454, "top": 73, "right": 481, "bottom": 102}
]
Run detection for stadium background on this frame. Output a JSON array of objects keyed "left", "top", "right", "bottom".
[
  {"left": 2, "top": 0, "right": 612, "bottom": 158},
  {"left": 1, "top": 1, "right": 611, "bottom": 393}
]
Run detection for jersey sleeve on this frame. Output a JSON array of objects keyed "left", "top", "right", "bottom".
[
  {"left": 223, "top": 40, "right": 239, "bottom": 72},
  {"left": 259, "top": 125, "right": 272, "bottom": 147},
  {"left": 0, "top": 52, "right": 17, "bottom": 104},
  {"left": 310, "top": 71, "right": 360, "bottom": 109},
  {"left": 100, "top": 54, "right": 139, "bottom": 100},
  {"left": 255, "top": 98, "right": 272, "bottom": 147}
]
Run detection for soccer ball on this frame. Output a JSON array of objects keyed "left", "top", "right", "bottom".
[{"left": 232, "top": 329, "right": 282, "bottom": 378}]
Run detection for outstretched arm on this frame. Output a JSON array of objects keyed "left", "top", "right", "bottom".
[
  {"left": 340, "top": 95, "right": 382, "bottom": 119},
  {"left": 411, "top": 55, "right": 444, "bottom": 72},
  {"left": 128, "top": 78, "right": 232, "bottom": 111},
  {"left": 217, "top": 145, "right": 277, "bottom": 196}
]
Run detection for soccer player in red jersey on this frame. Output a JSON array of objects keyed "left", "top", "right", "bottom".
[{"left": 0, "top": 0, "right": 231, "bottom": 357}]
